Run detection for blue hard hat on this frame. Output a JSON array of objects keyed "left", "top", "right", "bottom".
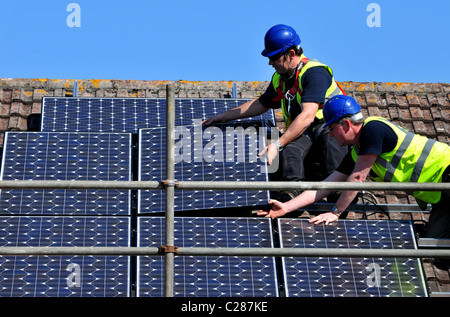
[
  {"left": 323, "top": 95, "right": 362, "bottom": 127},
  {"left": 261, "top": 24, "right": 301, "bottom": 57}
]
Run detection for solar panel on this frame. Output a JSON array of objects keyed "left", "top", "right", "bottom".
[
  {"left": 136, "top": 217, "right": 278, "bottom": 297},
  {"left": 138, "top": 122, "right": 270, "bottom": 213},
  {"left": 41, "top": 97, "right": 276, "bottom": 133},
  {"left": 278, "top": 219, "right": 428, "bottom": 297},
  {"left": 0, "top": 216, "right": 131, "bottom": 297},
  {"left": 0, "top": 132, "right": 132, "bottom": 215}
]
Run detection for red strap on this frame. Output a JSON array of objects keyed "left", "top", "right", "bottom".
[
  {"left": 272, "top": 58, "right": 309, "bottom": 102},
  {"left": 336, "top": 82, "right": 347, "bottom": 95}
]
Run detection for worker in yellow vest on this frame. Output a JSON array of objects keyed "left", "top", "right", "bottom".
[
  {"left": 257, "top": 95, "right": 450, "bottom": 238},
  {"left": 203, "top": 24, "right": 348, "bottom": 201}
]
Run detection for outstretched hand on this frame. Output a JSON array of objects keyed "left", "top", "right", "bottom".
[
  {"left": 256, "top": 199, "right": 289, "bottom": 219},
  {"left": 258, "top": 201, "right": 340, "bottom": 226},
  {"left": 202, "top": 112, "right": 228, "bottom": 126},
  {"left": 202, "top": 117, "right": 218, "bottom": 126},
  {"left": 308, "top": 212, "right": 339, "bottom": 226}
]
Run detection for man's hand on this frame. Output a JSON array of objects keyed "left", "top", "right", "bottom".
[
  {"left": 258, "top": 143, "right": 279, "bottom": 165},
  {"left": 256, "top": 199, "right": 289, "bottom": 219},
  {"left": 202, "top": 115, "right": 223, "bottom": 126},
  {"left": 202, "top": 99, "right": 267, "bottom": 126},
  {"left": 308, "top": 212, "right": 339, "bottom": 226}
]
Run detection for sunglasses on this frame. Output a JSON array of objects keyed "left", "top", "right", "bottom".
[{"left": 269, "top": 52, "right": 285, "bottom": 61}]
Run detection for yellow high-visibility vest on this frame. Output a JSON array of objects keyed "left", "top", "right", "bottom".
[
  {"left": 351, "top": 117, "right": 450, "bottom": 205},
  {"left": 271, "top": 54, "right": 343, "bottom": 128}
]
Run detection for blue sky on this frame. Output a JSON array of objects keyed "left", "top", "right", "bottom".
[{"left": 1, "top": 0, "right": 449, "bottom": 83}]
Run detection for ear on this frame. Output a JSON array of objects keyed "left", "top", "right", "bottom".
[
  {"left": 288, "top": 49, "right": 296, "bottom": 58},
  {"left": 343, "top": 119, "right": 352, "bottom": 132}
]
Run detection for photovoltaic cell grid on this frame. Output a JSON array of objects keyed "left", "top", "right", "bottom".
[
  {"left": 0, "top": 132, "right": 132, "bottom": 215},
  {"left": 41, "top": 97, "right": 276, "bottom": 133},
  {"left": 278, "top": 219, "right": 428, "bottom": 297},
  {"left": 2, "top": 97, "right": 429, "bottom": 297},
  {"left": 136, "top": 217, "right": 279, "bottom": 297},
  {"left": 0, "top": 216, "right": 131, "bottom": 297},
  {"left": 138, "top": 122, "right": 270, "bottom": 213}
]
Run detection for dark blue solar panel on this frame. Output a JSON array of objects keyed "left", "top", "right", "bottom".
[
  {"left": 278, "top": 219, "right": 428, "bottom": 297},
  {"left": 41, "top": 97, "right": 276, "bottom": 133},
  {"left": 136, "top": 217, "right": 278, "bottom": 297},
  {"left": 0, "top": 216, "right": 131, "bottom": 297},
  {"left": 138, "top": 122, "right": 270, "bottom": 213},
  {"left": 0, "top": 132, "right": 132, "bottom": 215}
]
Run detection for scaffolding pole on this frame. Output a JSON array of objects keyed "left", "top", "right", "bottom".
[
  {"left": 0, "top": 180, "right": 448, "bottom": 192},
  {"left": 0, "top": 246, "right": 449, "bottom": 258},
  {"left": 164, "top": 84, "right": 176, "bottom": 297},
  {"left": 176, "top": 181, "right": 450, "bottom": 192}
]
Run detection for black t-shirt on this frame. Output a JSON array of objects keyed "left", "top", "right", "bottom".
[
  {"left": 259, "top": 66, "right": 332, "bottom": 121},
  {"left": 337, "top": 120, "right": 398, "bottom": 175}
]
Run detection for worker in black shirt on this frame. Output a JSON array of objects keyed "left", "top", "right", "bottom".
[
  {"left": 257, "top": 95, "right": 450, "bottom": 238},
  {"left": 203, "top": 24, "right": 348, "bottom": 199}
]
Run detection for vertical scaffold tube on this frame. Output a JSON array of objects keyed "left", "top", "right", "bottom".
[{"left": 164, "top": 84, "right": 176, "bottom": 297}]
